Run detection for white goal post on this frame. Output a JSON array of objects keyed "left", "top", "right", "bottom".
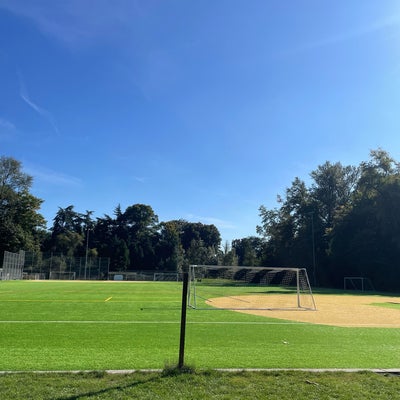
[{"left": 188, "top": 265, "right": 317, "bottom": 311}]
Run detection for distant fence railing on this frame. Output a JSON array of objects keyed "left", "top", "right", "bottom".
[
  {"left": 2, "top": 251, "right": 181, "bottom": 281},
  {"left": 109, "top": 271, "right": 181, "bottom": 281},
  {"left": 1, "top": 250, "right": 25, "bottom": 280},
  {"left": 1, "top": 251, "right": 110, "bottom": 280}
]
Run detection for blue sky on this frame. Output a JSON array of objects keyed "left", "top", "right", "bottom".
[{"left": 1, "top": 1, "right": 400, "bottom": 243}]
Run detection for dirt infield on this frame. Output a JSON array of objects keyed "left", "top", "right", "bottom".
[{"left": 207, "top": 294, "right": 400, "bottom": 327}]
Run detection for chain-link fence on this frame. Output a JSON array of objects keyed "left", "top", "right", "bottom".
[
  {"left": 20, "top": 252, "right": 110, "bottom": 280},
  {"left": 1, "top": 250, "right": 25, "bottom": 280}
]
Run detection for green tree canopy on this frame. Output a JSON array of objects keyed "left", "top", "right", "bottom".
[
  {"left": 258, "top": 149, "right": 400, "bottom": 291},
  {"left": 0, "top": 156, "right": 45, "bottom": 254}
]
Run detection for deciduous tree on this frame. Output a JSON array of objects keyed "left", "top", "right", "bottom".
[{"left": 0, "top": 156, "right": 45, "bottom": 254}]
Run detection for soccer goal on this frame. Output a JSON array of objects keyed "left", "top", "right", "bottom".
[
  {"left": 49, "top": 271, "right": 76, "bottom": 280},
  {"left": 153, "top": 272, "right": 180, "bottom": 281},
  {"left": 344, "top": 277, "right": 375, "bottom": 292},
  {"left": 188, "top": 265, "right": 317, "bottom": 311}
]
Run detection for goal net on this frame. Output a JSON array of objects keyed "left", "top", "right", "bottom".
[{"left": 188, "top": 265, "right": 316, "bottom": 311}]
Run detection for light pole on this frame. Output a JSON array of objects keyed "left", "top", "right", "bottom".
[
  {"left": 84, "top": 228, "right": 90, "bottom": 280},
  {"left": 309, "top": 212, "right": 316, "bottom": 287}
]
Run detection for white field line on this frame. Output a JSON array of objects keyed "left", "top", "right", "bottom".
[
  {"left": 0, "top": 300, "right": 180, "bottom": 303},
  {"left": 0, "top": 320, "right": 305, "bottom": 325}
]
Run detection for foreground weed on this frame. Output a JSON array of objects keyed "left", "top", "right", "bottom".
[{"left": 162, "top": 363, "right": 196, "bottom": 377}]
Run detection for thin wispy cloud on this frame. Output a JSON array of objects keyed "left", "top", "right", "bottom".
[
  {"left": 288, "top": 14, "right": 400, "bottom": 55},
  {"left": 133, "top": 176, "right": 147, "bottom": 183},
  {"left": 17, "top": 70, "right": 60, "bottom": 135},
  {"left": 0, "top": 117, "right": 16, "bottom": 130},
  {"left": 25, "top": 164, "right": 82, "bottom": 187},
  {"left": 2, "top": 1, "right": 170, "bottom": 102},
  {"left": 185, "top": 214, "right": 237, "bottom": 230},
  {"left": 0, "top": 117, "right": 17, "bottom": 140},
  {"left": 0, "top": 0, "right": 144, "bottom": 47}
]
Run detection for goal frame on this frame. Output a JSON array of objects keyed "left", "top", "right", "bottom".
[{"left": 188, "top": 265, "right": 317, "bottom": 311}]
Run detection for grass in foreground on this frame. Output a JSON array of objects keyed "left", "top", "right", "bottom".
[{"left": 1, "top": 370, "right": 400, "bottom": 400}]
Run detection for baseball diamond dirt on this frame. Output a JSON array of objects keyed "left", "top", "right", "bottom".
[{"left": 207, "top": 294, "right": 400, "bottom": 327}]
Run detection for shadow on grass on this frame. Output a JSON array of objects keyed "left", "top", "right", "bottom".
[
  {"left": 53, "top": 373, "right": 158, "bottom": 400},
  {"left": 54, "top": 366, "right": 196, "bottom": 400}
]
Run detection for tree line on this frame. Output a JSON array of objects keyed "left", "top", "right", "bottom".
[
  {"left": 0, "top": 156, "right": 230, "bottom": 271},
  {"left": 1, "top": 150, "right": 400, "bottom": 291},
  {"left": 256, "top": 148, "right": 400, "bottom": 291}
]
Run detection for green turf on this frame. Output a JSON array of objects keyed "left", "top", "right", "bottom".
[
  {"left": 0, "top": 280, "right": 399, "bottom": 371},
  {"left": 371, "top": 301, "right": 400, "bottom": 310}
]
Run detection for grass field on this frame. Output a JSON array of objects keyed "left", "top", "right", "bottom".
[
  {"left": 2, "top": 370, "right": 400, "bottom": 400},
  {"left": 0, "top": 280, "right": 400, "bottom": 371}
]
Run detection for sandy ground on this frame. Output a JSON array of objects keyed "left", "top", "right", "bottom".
[{"left": 207, "top": 294, "right": 400, "bottom": 327}]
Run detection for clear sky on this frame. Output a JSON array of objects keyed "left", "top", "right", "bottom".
[{"left": 1, "top": 1, "right": 400, "bottom": 243}]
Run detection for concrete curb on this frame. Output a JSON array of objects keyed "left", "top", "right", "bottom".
[{"left": 1, "top": 368, "right": 399, "bottom": 375}]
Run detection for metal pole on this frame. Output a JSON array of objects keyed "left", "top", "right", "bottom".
[
  {"left": 49, "top": 252, "right": 53, "bottom": 280},
  {"left": 84, "top": 228, "right": 90, "bottom": 280},
  {"left": 309, "top": 212, "right": 316, "bottom": 286},
  {"left": 178, "top": 271, "right": 189, "bottom": 369}
]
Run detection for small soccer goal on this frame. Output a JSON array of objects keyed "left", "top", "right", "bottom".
[
  {"left": 153, "top": 272, "right": 180, "bottom": 281},
  {"left": 188, "top": 265, "right": 317, "bottom": 311},
  {"left": 49, "top": 271, "right": 76, "bottom": 280},
  {"left": 344, "top": 277, "right": 375, "bottom": 292}
]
